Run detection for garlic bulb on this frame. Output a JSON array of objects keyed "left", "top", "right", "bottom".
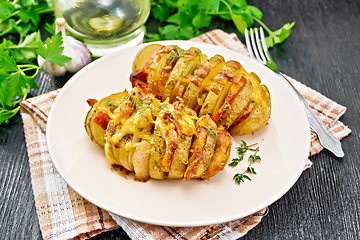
[{"left": 38, "top": 18, "right": 91, "bottom": 76}]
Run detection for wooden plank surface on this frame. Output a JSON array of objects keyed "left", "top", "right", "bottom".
[{"left": 1, "top": 0, "right": 359, "bottom": 239}]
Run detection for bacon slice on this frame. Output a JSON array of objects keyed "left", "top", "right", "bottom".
[
  {"left": 130, "top": 68, "right": 148, "bottom": 88},
  {"left": 210, "top": 70, "right": 232, "bottom": 94},
  {"left": 154, "top": 50, "right": 179, "bottom": 98},
  {"left": 173, "top": 85, "right": 185, "bottom": 102},
  {"left": 161, "top": 112, "right": 183, "bottom": 172},
  {"left": 231, "top": 101, "right": 255, "bottom": 126},
  {"left": 114, "top": 106, "right": 133, "bottom": 125},
  {"left": 183, "top": 115, "right": 210, "bottom": 181},
  {"left": 86, "top": 98, "right": 98, "bottom": 107},
  {"left": 93, "top": 110, "right": 110, "bottom": 130},
  {"left": 113, "top": 83, "right": 155, "bottom": 125},
  {"left": 202, "top": 125, "right": 232, "bottom": 180},
  {"left": 211, "top": 102, "right": 231, "bottom": 123},
  {"left": 194, "top": 66, "right": 210, "bottom": 78},
  {"left": 136, "top": 81, "right": 155, "bottom": 99},
  {"left": 211, "top": 76, "right": 247, "bottom": 124},
  {"left": 224, "top": 76, "right": 247, "bottom": 103},
  {"left": 143, "top": 45, "right": 165, "bottom": 69},
  {"left": 190, "top": 76, "right": 202, "bottom": 87},
  {"left": 182, "top": 127, "right": 207, "bottom": 181}
]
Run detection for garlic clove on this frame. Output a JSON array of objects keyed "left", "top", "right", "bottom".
[
  {"left": 38, "top": 55, "right": 67, "bottom": 77},
  {"left": 63, "top": 36, "right": 91, "bottom": 73},
  {"left": 38, "top": 18, "right": 92, "bottom": 76}
]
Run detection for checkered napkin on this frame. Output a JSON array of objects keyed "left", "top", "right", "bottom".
[{"left": 20, "top": 30, "right": 351, "bottom": 240}]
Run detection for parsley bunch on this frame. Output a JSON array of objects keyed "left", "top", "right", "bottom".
[
  {"left": 0, "top": 33, "right": 71, "bottom": 124},
  {"left": 146, "top": 0, "right": 295, "bottom": 48},
  {"left": 0, "top": 0, "right": 53, "bottom": 62},
  {"left": 0, "top": 0, "right": 71, "bottom": 125}
]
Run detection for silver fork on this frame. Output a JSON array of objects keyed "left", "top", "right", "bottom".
[{"left": 245, "top": 27, "right": 344, "bottom": 158}]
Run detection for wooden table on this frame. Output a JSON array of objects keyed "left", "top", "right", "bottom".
[{"left": 1, "top": 0, "right": 359, "bottom": 239}]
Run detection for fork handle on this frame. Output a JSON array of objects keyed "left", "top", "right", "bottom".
[{"left": 278, "top": 72, "right": 344, "bottom": 158}]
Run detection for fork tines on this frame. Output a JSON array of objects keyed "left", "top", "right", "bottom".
[{"left": 245, "top": 28, "right": 270, "bottom": 65}]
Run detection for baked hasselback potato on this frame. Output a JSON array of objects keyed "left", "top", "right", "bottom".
[
  {"left": 130, "top": 44, "right": 271, "bottom": 135},
  {"left": 84, "top": 44, "right": 271, "bottom": 182},
  {"left": 85, "top": 84, "right": 232, "bottom": 182},
  {"left": 85, "top": 91, "right": 129, "bottom": 146}
]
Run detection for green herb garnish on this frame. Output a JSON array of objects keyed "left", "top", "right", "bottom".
[
  {"left": 167, "top": 47, "right": 185, "bottom": 63},
  {"left": 235, "top": 111, "right": 245, "bottom": 123},
  {"left": 0, "top": 0, "right": 73, "bottom": 125},
  {"left": 233, "top": 173, "right": 251, "bottom": 184},
  {"left": 204, "top": 126, "right": 217, "bottom": 138},
  {"left": 229, "top": 141, "right": 261, "bottom": 185},
  {"left": 247, "top": 166, "right": 257, "bottom": 174},
  {"left": 121, "top": 88, "right": 149, "bottom": 112},
  {"left": 146, "top": 0, "right": 295, "bottom": 48},
  {"left": 111, "top": 166, "right": 120, "bottom": 171},
  {"left": 228, "top": 140, "right": 257, "bottom": 167},
  {"left": 0, "top": 32, "right": 71, "bottom": 124},
  {"left": 103, "top": 98, "right": 118, "bottom": 107}
]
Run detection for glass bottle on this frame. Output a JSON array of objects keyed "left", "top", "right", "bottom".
[{"left": 54, "top": 0, "right": 150, "bottom": 57}]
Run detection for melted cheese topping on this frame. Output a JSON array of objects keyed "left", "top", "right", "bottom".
[
  {"left": 112, "top": 110, "right": 152, "bottom": 143},
  {"left": 95, "top": 105, "right": 114, "bottom": 119},
  {"left": 110, "top": 90, "right": 197, "bottom": 150}
]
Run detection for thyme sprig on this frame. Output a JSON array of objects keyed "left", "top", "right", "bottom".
[
  {"left": 233, "top": 173, "right": 251, "bottom": 183},
  {"left": 228, "top": 140, "right": 258, "bottom": 167},
  {"left": 229, "top": 141, "right": 261, "bottom": 185}
]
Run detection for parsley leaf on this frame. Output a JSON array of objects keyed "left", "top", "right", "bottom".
[
  {"left": 152, "top": 4, "right": 171, "bottom": 22},
  {"left": 0, "top": 52, "right": 19, "bottom": 73},
  {"left": 192, "top": 9, "right": 212, "bottom": 29},
  {"left": 253, "top": 17, "right": 296, "bottom": 48},
  {"left": 37, "top": 32, "right": 71, "bottom": 66},
  {"left": 231, "top": 13, "right": 248, "bottom": 35},
  {"left": 0, "top": 2, "right": 14, "bottom": 19},
  {"left": 146, "top": 0, "right": 294, "bottom": 49}
]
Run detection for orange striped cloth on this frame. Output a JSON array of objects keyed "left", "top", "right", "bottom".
[{"left": 20, "top": 30, "right": 351, "bottom": 240}]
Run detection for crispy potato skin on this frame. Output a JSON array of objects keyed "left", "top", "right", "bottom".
[
  {"left": 84, "top": 92, "right": 129, "bottom": 146},
  {"left": 132, "top": 44, "right": 162, "bottom": 72},
  {"left": 119, "top": 134, "right": 134, "bottom": 171},
  {"left": 168, "top": 108, "right": 196, "bottom": 179},
  {"left": 229, "top": 73, "right": 271, "bottom": 135},
  {"left": 193, "top": 118, "right": 217, "bottom": 178},
  {"left": 230, "top": 85, "right": 271, "bottom": 135},
  {"left": 217, "top": 78, "right": 254, "bottom": 127},
  {"left": 149, "top": 129, "right": 166, "bottom": 179},
  {"left": 182, "top": 81, "right": 198, "bottom": 106},
  {"left": 202, "top": 125, "right": 233, "bottom": 180},
  {"left": 199, "top": 91, "right": 220, "bottom": 117},
  {"left": 85, "top": 107, "right": 109, "bottom": 147},
  {"left": 84, "top": 106, "right": 101, "bottom": 145},
  {"left": 132, "top": 141, "right": 151, "bottom": 182},
  {"left": 167, "top": 134, "right": 192, "bottom": 179},
  {"left": 104, "top": 120, "right": 118, "bottom": 165}
]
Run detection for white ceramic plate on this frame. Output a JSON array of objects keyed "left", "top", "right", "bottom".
[{"left": 47, "top": 41, "right": 310, "bottom": 227}]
